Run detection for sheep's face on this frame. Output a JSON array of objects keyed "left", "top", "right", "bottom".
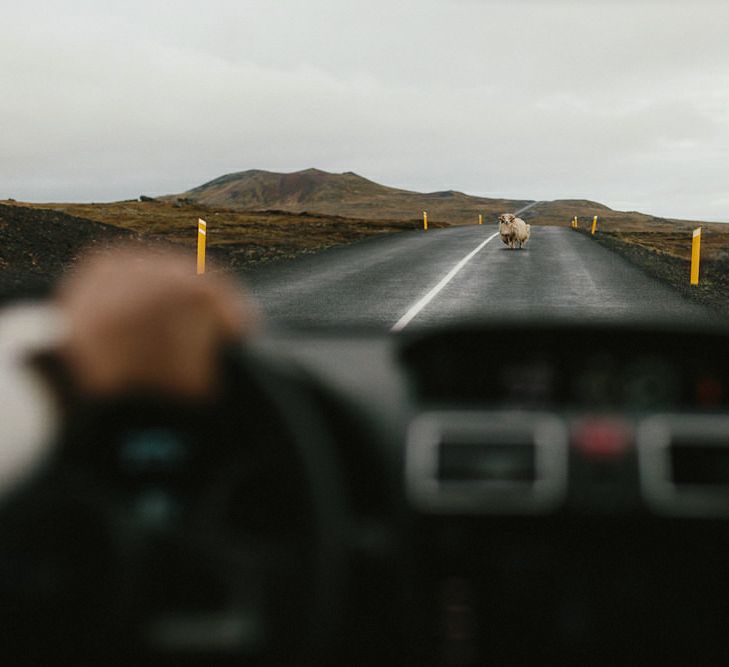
[{"left": 499, "top": 213, "right": 515, "bottom": 225}]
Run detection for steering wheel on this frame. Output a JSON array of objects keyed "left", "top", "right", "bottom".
[{"left": 2, "top": 345, "right": 350, "bottom": 665}]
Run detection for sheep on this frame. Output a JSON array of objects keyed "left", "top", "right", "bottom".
[
  {"left": 498, "top": 213, "right": 531, "bottom": 249},
  {"left": 498, "top": 214, "right": 516, "bottom": 248}
]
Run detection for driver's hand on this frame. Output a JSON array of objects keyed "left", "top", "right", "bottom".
[{"left": 56, "top": 245, "right": 258, "bottom": 400}]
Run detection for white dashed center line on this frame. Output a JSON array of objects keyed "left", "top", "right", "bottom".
[{"left": 391, "top": 231, "right": 500, "bottom": 332}]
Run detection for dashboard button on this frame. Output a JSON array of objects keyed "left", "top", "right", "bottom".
[{"left": 572, "top": 419, "right": 632, "bottom": 460}]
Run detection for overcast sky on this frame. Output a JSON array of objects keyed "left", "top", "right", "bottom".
[{"left": 2, "top": 0, "right": 728, "bottom": 221}]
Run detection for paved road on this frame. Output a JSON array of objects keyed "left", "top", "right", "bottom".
[
  {"left": 245, "top": 226, "right": 710, "bottom": 331},
  {"left": 514, "top": 201, "right": 540, "bottom": 216}
]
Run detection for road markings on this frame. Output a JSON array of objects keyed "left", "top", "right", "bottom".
[
  {"left": 515, "top": 201, "right": 540, "bottom": 216},
  {"left": 391, "top": 232, "right": 500, "bottom": 332}
]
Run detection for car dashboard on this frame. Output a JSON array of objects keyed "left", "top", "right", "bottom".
[
  {"left": 10, "top": 319, "right": 729, "bottom": 666},
  {"left": 254, "top": 320, "right": 729, "bottom": 665}
]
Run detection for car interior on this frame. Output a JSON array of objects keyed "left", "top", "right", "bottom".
[{"left": 6, "top": 315, "right": 729, "bottom": 665}]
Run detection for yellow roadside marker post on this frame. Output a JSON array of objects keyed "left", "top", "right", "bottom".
[
  {"left": 691, "top": 227, "right": 701, "bottom": 285},
  {"left": 591, "top": 216, "right": 598, "bottom": 235},
  {"left": 423, "top": 211, "right": 428, "bottom": 231},
  {"left": 478, "top": 214, "right": 483, "bottom": 225},
  {"left": 197, "top": 218, "right": 207, "bottom": 274}
]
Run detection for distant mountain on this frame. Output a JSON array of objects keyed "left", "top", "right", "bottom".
[{"left": 167, "top": 168, "right": 534, "bottom": 224}]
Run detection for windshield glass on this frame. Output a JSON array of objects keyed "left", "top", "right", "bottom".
[{"left": 1, "top": 1, "right": 727, "bottom": 331}]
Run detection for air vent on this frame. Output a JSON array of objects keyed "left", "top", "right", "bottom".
[
  {"left": 638, "top": 415, "right": 729, "bottom": 516},
  {"left": 406, "top": 411, "right": 568, "bottom": 514}
]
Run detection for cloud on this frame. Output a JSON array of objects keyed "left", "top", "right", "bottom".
[{"left": 1, "top": 0, "right": 729, "bottom": 221}]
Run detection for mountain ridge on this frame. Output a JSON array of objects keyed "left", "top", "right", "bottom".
[
  {"left": 163, "top": 168, "right": 710, "bottom": 229},
  {"left": 167, "top": 168, "right": 534, "bottom": 224}
]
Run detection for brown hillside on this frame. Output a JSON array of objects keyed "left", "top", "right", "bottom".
[
  {"left": 521, "top": 199, "right": 703, "bottom": 230},
  {"left": 2, "top": 199, "right": 434, "bottom": 281},
  {"left": 0, "top": 203, "right": 132, "bottom": 299},
  {"left": 167, "top": 168, "right": 532, "bottom": 224}
]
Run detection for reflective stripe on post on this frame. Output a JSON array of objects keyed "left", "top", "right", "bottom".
[
  {"left": 197, "top": 218, "right": 207, "bottom": 275},
  {"left": 691, "top": 227, "right": 701, "bottom": 286}
]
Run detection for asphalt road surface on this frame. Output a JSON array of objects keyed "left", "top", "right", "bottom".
[{"left": 246, "top": 226, "right": 710, "bottom": 331}]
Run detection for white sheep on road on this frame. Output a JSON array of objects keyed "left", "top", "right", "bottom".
[{"left": 498, "top": 213, "right": 531, "bottom": 249}]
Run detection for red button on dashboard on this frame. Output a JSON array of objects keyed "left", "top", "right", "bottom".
[{"left": 572, "top": 419, "right": 632, "bottom": 459}]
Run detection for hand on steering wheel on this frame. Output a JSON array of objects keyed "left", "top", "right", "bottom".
[
  {"left": 19, "top": 244, "right": 350, "bottom": 665},
  {"left": 55, "top": 243, "right": 259, "bottom": 400}
]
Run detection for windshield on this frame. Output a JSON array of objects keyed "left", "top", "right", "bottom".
[{"left": 1, "top": 1, "right": 728, "bottom": 331}]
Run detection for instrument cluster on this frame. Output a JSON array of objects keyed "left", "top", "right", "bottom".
[{"left": 401, "top": 325, "right": 728, "bottom": 411}]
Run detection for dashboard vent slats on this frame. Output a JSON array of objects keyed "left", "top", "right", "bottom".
[
  {"left": 638, "top": 415, "right": 729, "bottom": 516},
  {"left": 406, "top": 411, "right": 568, "bottom": 514}
]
